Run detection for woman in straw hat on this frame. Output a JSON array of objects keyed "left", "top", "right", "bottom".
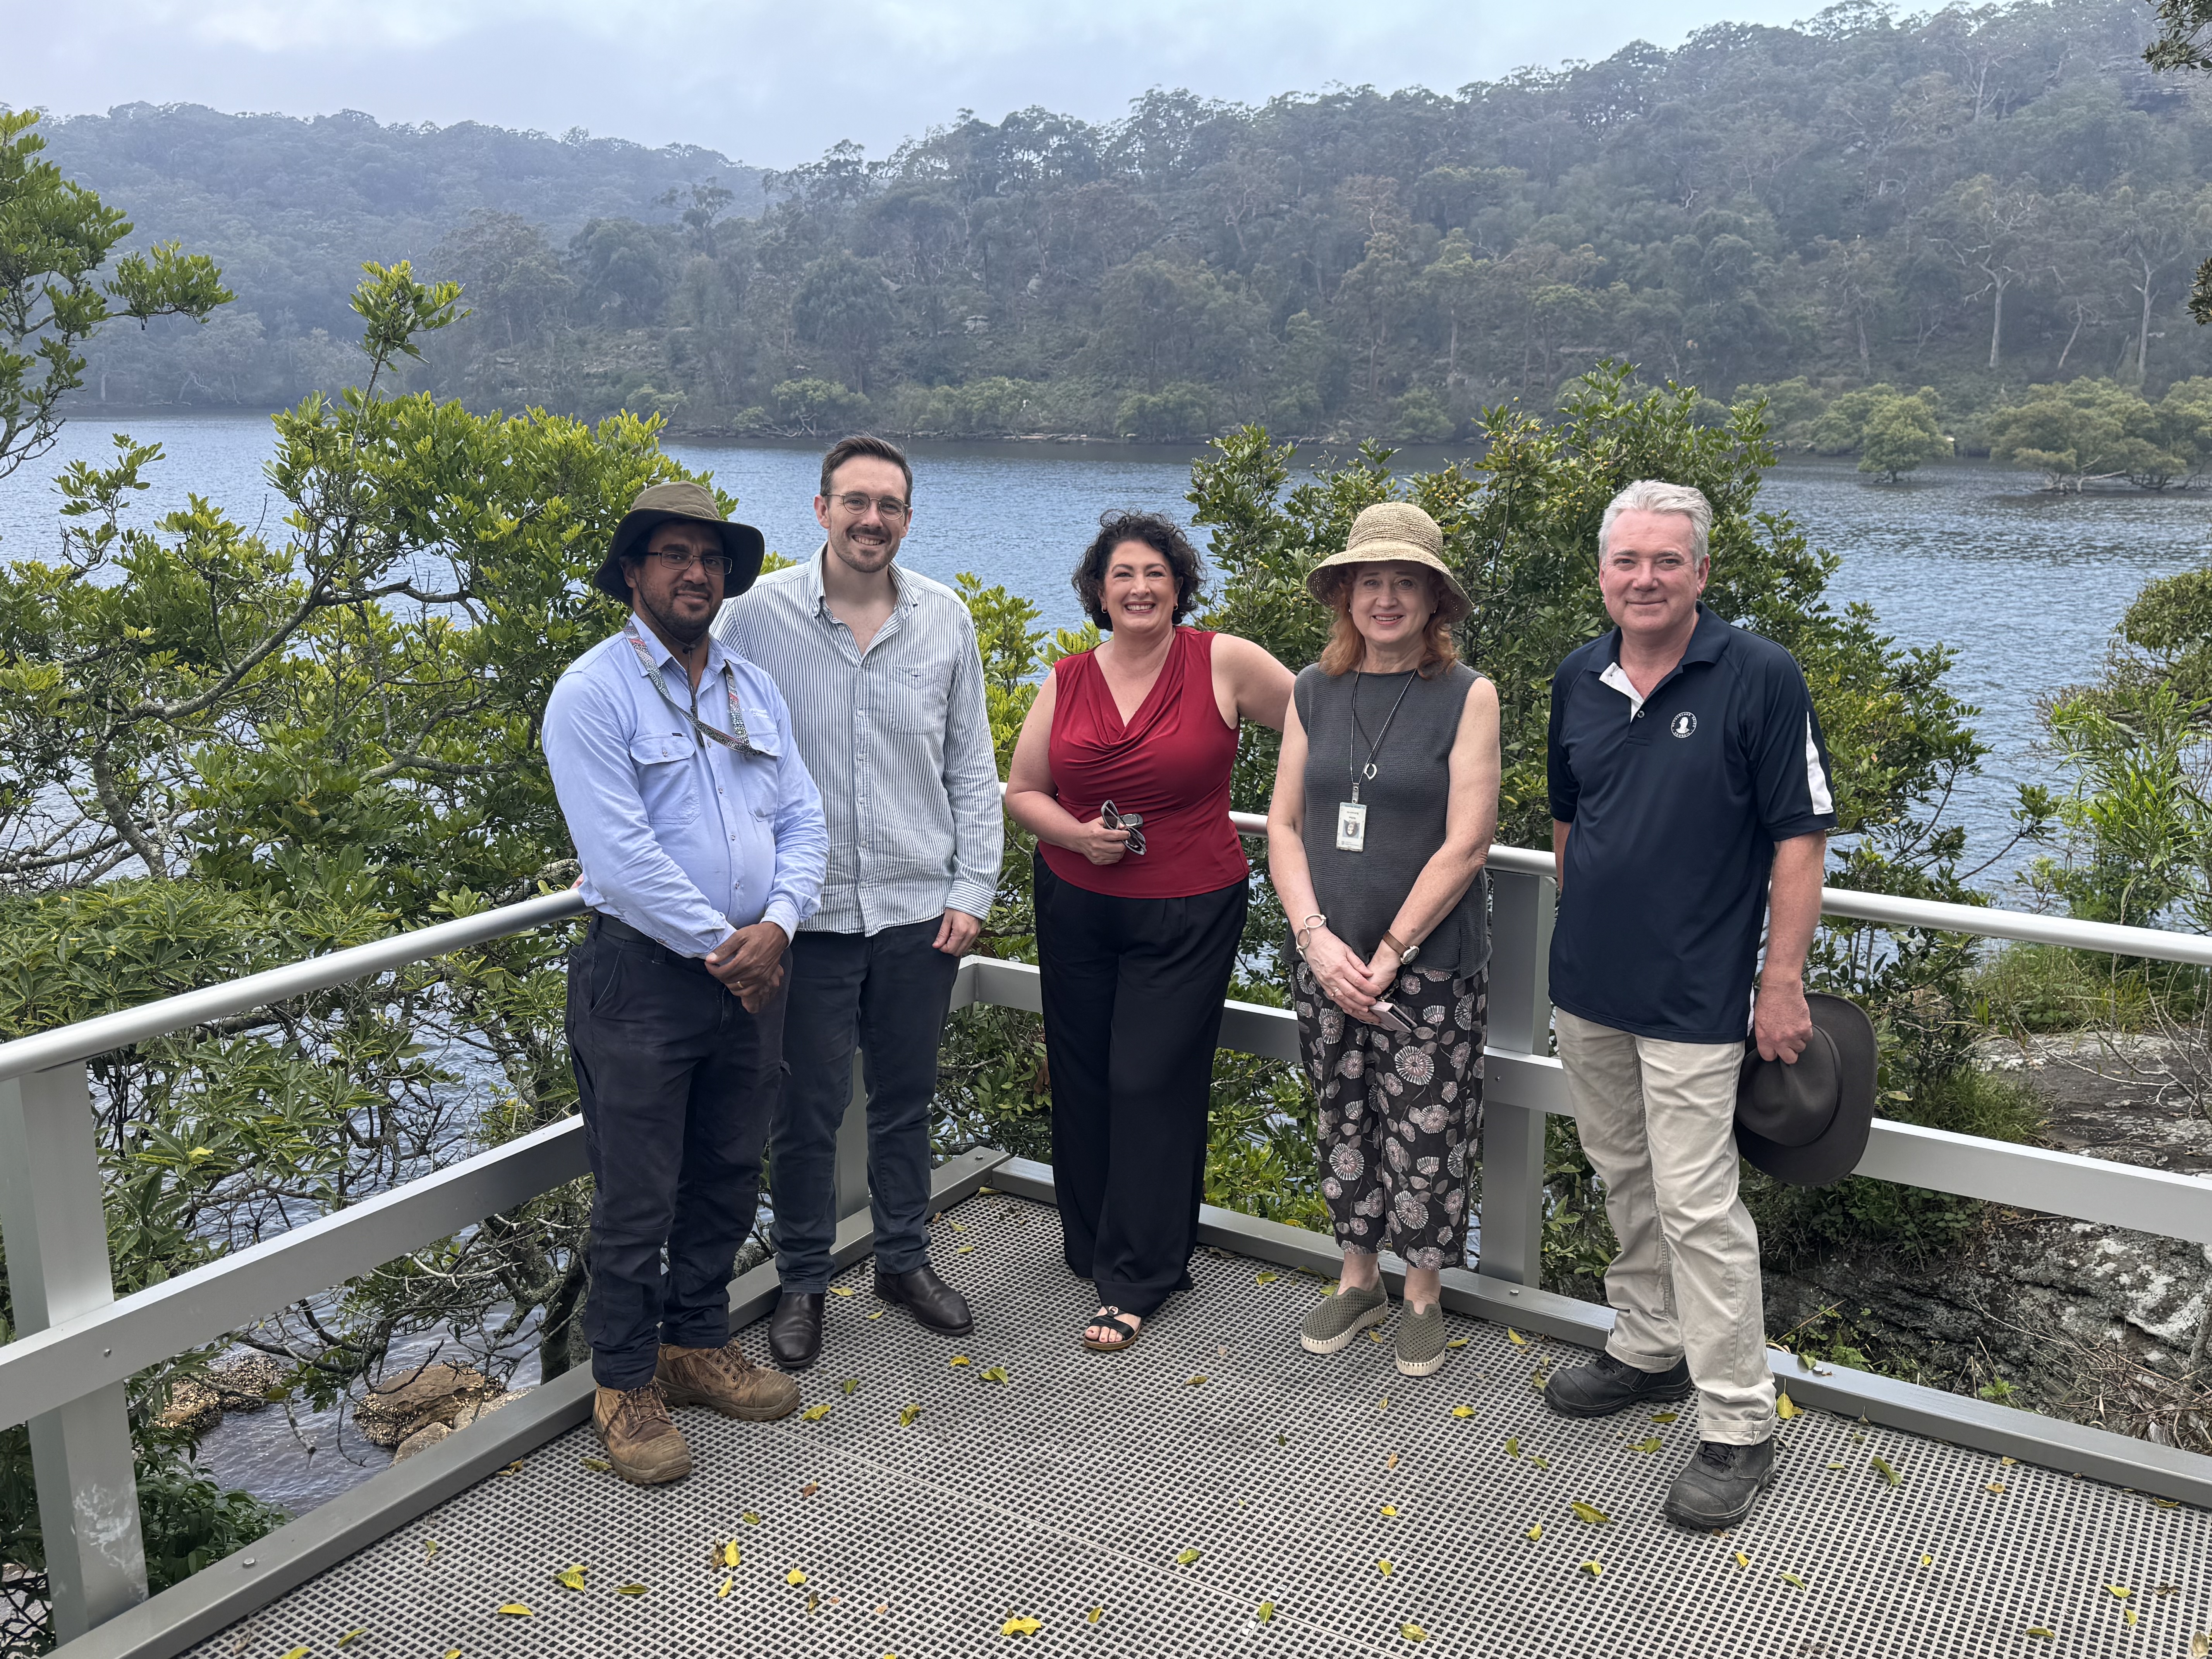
[{"left": 1265, "top": 501, "right": 1500, "bottom": 1376}]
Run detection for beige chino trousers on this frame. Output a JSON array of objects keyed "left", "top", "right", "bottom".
[{"left": 1554, "top": 1007, "right": 1776, "bottom": 1445}]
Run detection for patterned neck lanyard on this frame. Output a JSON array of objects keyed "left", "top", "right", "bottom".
[{"left": 622, "top": 621, "right": 769, "bottom": 758}]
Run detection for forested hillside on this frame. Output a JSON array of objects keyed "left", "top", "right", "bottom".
[
  {"left": 55, "top": 0, "right": 2212, "bottom": 443},
  {"left": 38, "top": 105, "right": 761, "bottom": 407}
]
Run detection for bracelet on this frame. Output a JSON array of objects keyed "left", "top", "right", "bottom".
[{"left": 1380, "top": 929, "right": 1420, "bottom": 965}]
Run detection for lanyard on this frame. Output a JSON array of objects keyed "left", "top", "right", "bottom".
[
  {"left": 1346, "top": 670, "right": 1417, "bottom": 805},
  {"left": 623, "top": 622, "right": 770, "bottom": 759}
]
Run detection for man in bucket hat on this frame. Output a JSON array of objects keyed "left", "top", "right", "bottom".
[
  {"left": 542, "top": 480, "right": 828, "bottom": 1484},
  {"left": 1538, "top": 479, "right": 1837, "bottom": 1530}
]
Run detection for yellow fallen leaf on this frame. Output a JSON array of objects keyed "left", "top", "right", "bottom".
[
  {"left": 1985, "top": 1482, "right": 2008, "bottom": 1494},
  {"left": 1451, "top": 1405, "right": 1475, "bottom": 1419},
  {"left": 866, "top": 1310, "right": 884, "bottom": 1320},
  {"left": 1649, "top": 1410, "right": 1678, "bottom": 1423},
  {"left": 787, "top": 1571, "right": 807, "bottom": 1586},
  {"left": 1086, "top": 1606, "right": 1102, "bottom": 1623},
  {"left": 1369, "top": 1330, "right": 1384, "bottom": 1344},
  {"left": 617, "top": 1584, "right": 647, "bottom": 1597},
  {"left": 898, "top": 1404, "right": 922, "bottom": 1425},
  {"left": 1918, "top": 1554, "right": 1932, "bottom": 1569},
  {"left": 717, "top": 1576, "right": 732, "bottom": 1598},
  {"left": 950, "top": 1356, "right": 972, "bottom": 1367},
  {"left": 841, "top": 1378, "right": 860, "bottom": 1395},
  {"left": 1378, "top": 1395, "right": 1390, "bottom": 1410},
  {"left": 802, "top": 1404, "right": 831, "bottom": 1422},
  {"left": 424, "top": 1538, "right": 441, "bottom": 1557},
  {"left": 2155, "top": 1498, "right": 2181, "bottom": 1509},
  {"left": 1778, "top": 1572, "right": 1806, "bottom": 1591},
  {"left": 1176, "top": 1548, "right": 1201, "bottom": 1566},
  {"left": 2109, "top": 1585, "right": 2133, "bottom": 1599},
  {"left": 829, "top": 1286, "right": 855, "bottom": 1297},
  {"left": 1400, "top": 1623, "right": 1429, "bottom": 1641},
  {"left": 1507, "top": 1328, "right": 1527, "bottom": 1345},
  {"left": 1530, "top": 1454, "right": 1551, "bottom": 1470},
  {"left": 1525, "top": 1523, "right": 1543, "bottom": 1541},
  {"left": 2194, "top": 1634, "right": 2209, "bottom": 1659},
  {"left": 1187, "top": 1375, "right": 1209, "bottom": 1387},
  {"left": 1255, "top": 1599, "right": 1276, "bottom": 1622},
  {"left": 555, "top": 1565, "right": 587, "bottom": 1591},
  {"left": 581, "top": 1457, "right": 611, "bottom": 1473},
  {"left": 1734, "top": 1551, "right": 1750, "bottom": 1569},
  {"left": 1824, "top": 1461, "right": 1845, "bottom": 1471},
  {"left": 1570, "top": 1502, "right": 1612, "bottom": 1525},
  {"left": 721, "top": 1541, "right": 740, "bottom": 1568},
  {"left": 1381, "top": 1504, "right": 1399, "bottom": 1517},
  {"left": 1377, "top": 1559, "right": 1394, "bottom": 1577},
  {"left": 497, "top": 1604, "right": 532, "bottom": 1616},
  {"left": 948, "top": 1218, "right": 966, "bottom": 1231},
  {"left": 337, "top": 1634, "right": 366, "bottom": 1649},
  {"left": 956, "top": 1244, "right": 974, "bottom": 1254},
  {"left": 2000, "top": 1455, "right": 2017, "bottom": 1466},
  {"left": 976, "top": 1365, "right": 1009, "bottom": 1384},
  {"left": 1386, "top": 1453, "right": 1399, "bottom": 1469},
  {"left": 1505, "top": 1437, "right": 1520, "bottom": 1458},
  {"left": 444, "top": 1650, "right": 460, "bottom": 1658},
  {"left": 1446, "top": 1337, "right": 1468, "bottom": 1348},
  {"left": 1580, "top": 1560, "right": 1603, "bottom": 1578},
  {"left": 280, "top": 1649, "right": 309, "bottom": 1659},
  {"left": 1628, "top": 1436, "right": 1662, "bottom": 1453},
  {"left": 2127, "top": 1610, "right": 2138, "bottom": 1625},
  {"left": 1000, "top": 1615, "right": 1042, "bottom": 1636},
  {"left": 1871, "top": 1455, "right": 1901, "bottom": 1487},
  {"left": 2025, "top": 1629, "right": 2054, "bottom": 1642},
  {"left": 1256, "top": 1271, "right": 1278, "bottom": 1285},
  {"left": 1776, "top": 1393, "right": 1799, "bottom": 1420}
]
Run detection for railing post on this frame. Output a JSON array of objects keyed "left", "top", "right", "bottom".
[
  {"left": 0, "top": 1065, "right": 148, "bottom": 1640},
  {"left": 833, "top": 1049, "right": 870, "bottom": 1223},
  {"left": 1480, "top": 869, "right": 1555, "bottom": 1287}
]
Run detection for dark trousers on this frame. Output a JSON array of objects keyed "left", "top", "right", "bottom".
[
  {"left": 771, "top": 918, "right": 962, "bottom": 1293},
  {"left": 1034, "top": 851, "right": 1249, "bottom": 1317},
  {"left": 566, "top": 916, "right": 787, "bottom": 1390}
]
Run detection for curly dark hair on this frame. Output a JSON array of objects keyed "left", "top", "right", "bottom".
[{"left": 1071, "top": 510, "right": 1206, "bottom": 630}]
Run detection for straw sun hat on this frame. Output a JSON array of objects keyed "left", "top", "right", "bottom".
[{"left": 1303, "top": 501, "right": 1471, "bottom": 626}]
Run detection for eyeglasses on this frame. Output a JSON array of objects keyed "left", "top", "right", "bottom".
[
  {"left": 1100, "top": 799, "right": 1146, "bottom": 855},
  {"left": 831, "top": 492, "right": 911, "bottom": 521},
  {"left": 644, "top": 549, "right": 737, "bottom": 577}
]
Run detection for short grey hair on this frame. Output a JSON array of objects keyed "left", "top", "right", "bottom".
[{"left": 1598, "top": 480, "right": 1712, "bottom": 566}]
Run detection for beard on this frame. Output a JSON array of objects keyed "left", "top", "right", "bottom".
[{"left": 641, "top": 584, "right": 714, "bottom": 646}]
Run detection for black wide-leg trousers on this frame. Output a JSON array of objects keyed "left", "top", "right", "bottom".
[{"left": 1034, "top": 850, "right": 1248, "bottom": 1317}]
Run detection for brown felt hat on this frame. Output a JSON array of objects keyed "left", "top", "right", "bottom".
[
  {"left": 593, "top": 481, "right": 766, "bottom": 604},
  {"left": 1304, "top": 501, "right": 1472, "bottom": 627},
  {"left": 1735, "top": 993, "right": 1879, "bottom": 1188}
]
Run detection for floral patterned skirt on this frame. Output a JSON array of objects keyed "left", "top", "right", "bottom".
[{"left": 1291, "top": 959, "right": 1488, "bottom": 1271}]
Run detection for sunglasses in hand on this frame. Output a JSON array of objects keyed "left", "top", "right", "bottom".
[{"left": 1099, "top": 799, "right": 1146, "bottom": 855}]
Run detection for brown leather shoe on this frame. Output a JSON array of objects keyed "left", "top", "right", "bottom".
[
  {"left": 656, "top": 1338, "right": 801, "bottom": 1421},
  {"left": 592, "top": 1381, "right": 692, "bottom": 1485}
]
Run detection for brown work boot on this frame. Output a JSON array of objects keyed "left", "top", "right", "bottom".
[
  {"left": 657, "top": 1338, "right": 801, "bottom": 1421},
  {"left": 591, "top": 1380, "right": 692, "bottom": 1485}
]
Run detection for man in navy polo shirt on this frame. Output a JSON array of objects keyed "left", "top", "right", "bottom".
[{"left": 1539, "top": 479, "right": 1834, "bottom": 1530}]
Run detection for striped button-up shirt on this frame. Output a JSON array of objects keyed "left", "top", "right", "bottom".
[
  {"left": 714, "top": 550, "right": 1001, "bottom": 935},
  {"left": 543, "top": 623, "right": 827, "bottom": 955}
]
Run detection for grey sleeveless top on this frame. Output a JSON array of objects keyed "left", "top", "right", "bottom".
[{"left": 1295, "top": 661, "right": 1489, "bottom": 975}]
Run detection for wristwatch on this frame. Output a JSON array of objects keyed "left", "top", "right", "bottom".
[{"left": 1381, "top": 929, "right": 1419, "bottom": 965}]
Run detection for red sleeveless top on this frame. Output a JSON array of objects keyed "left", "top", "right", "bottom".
[{"left": 1041, "top": 627, "right": 1249, "bottom": 898}]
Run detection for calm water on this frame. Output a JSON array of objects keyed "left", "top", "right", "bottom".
[
  {"left": 12, "top": 412, "right": 2207, "bottom": 892},
  {"left": 9, "top": 413, "right": 2209, "bottom": 1509}
]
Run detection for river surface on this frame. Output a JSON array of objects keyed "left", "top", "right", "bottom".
[
  {"left": 7, "top": 412, "right": 2209, "bottom": 1513},
  {"left": 11, "top": 412, "right": 2207, "bottom": 891}
]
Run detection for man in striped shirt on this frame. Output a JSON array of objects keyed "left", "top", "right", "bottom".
[{"left": 714, "top": 435, "right": 1003, "bottom": 1370}]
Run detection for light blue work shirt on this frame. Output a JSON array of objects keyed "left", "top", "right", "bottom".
[{"left": 543, "top": 621, "right": 827, "bottom": 956}]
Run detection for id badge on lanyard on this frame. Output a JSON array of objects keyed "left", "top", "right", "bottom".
[{"left": 1335, "top": 799, "right": 1368, "bottom": 852}]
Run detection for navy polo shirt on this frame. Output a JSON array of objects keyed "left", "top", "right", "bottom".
[{"left": 1547, "top": 603, "right": 1836, "bottom": 1045}]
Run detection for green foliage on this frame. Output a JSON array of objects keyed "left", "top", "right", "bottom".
[
  {"left": 1116, "top": 383, "right": 1214, "bottom": 441},
  {"left": 1856, "top": 392, "right": 1952, "bottom": 482},
  {"left": 1792, "top": 383, "right": 1953, "bottom": 480},
  {"left": 0, "top": 110, "right": 230, "bottom": 480},
  {"left": 1987, "top": 377, "right": 2212, "bottom": 489}
]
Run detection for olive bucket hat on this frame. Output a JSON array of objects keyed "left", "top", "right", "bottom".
[
  {"left": 1735, "top": 992, "right": 1879, "bottom": 1187},
  {"left": 592, "top": 481, "right": 767, "bottom": 604},
  {"left": 1304, "top": 501, "right": 1472, "bottom": 627}
]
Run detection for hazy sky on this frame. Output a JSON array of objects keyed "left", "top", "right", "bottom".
[{"left": 19, "top": 0, "right": 1818, "bottom": 169}]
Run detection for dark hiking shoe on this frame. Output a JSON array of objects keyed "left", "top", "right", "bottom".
[
  {"left": 1542, "top": 1351, "right": 1694, "bottom": 1419},
  {"left": 1300, "top": 1280, "right": 1389, "bottom": 1354},
  {"left": 658, "top": 1338, "right": 800, "bottom": 1421},
  {"left": 769, "top": 1292, "right": 824, "bottom": 1371},
  {"left": 875, "top": 1265, "right": 974, "bottom": 1335},
  {"left": 592, "top": 1381, "right": 691, "bottom": 1485},
  {"left": 1663, "top": 1436, "right": 1779, "bottom": 1530}
]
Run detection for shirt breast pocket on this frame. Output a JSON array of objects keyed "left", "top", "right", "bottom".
[
  {"left": 888, "top": 663, "right": 950, "bottom": 736},
  {"left": 629, "top": 733, "right": 701, "bottom": 824}
]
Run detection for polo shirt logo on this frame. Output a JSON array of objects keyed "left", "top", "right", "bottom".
[{"left": 1670, "top": 711, "right": 1698, "bottom": 739}]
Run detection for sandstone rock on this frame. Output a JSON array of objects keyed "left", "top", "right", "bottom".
[
  {"left": 357, "top": 1362, "right": 496, "bottom": 1448},
  {"left": 392, "top": 1420, "right": 452, "bottom": 1462}
]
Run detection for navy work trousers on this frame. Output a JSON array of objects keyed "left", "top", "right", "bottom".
[
  {"left": 1034, "top": 852, "right": 1248, "bottom": 1317},
  {"left": 770, "top": 917, "right": 961, "bottom": 1293},
  {"left": 566, "top": 915, "right": 786, "bottom": 1390}
]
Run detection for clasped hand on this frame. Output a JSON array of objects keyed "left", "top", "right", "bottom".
[
  {"left": 1071, "top": 814, "right": 1130, "bottom": 866},
  {"left": 704, "top": 920, "right": 789, "bottom": 1012},
  {"left": 1304, "top": 927, "right": 1400, "bottom": 1024}
]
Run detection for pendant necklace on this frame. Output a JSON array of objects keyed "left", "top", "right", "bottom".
[{"left": 1336, "top": 668, "right": 1416, "bottom": 854}]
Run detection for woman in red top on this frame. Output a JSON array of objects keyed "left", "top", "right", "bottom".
[{"left": 1007, "top": 511, "right": 1292, "bottom": 1352}]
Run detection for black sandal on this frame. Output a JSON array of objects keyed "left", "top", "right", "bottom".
[{"left": 1082, "top": 1306, "right": 1140, "bottom": 1353}]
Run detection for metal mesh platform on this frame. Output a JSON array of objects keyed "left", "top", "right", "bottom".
[{"left": 185, "top": 1192, "right": 2210, "bottom": 1658}]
